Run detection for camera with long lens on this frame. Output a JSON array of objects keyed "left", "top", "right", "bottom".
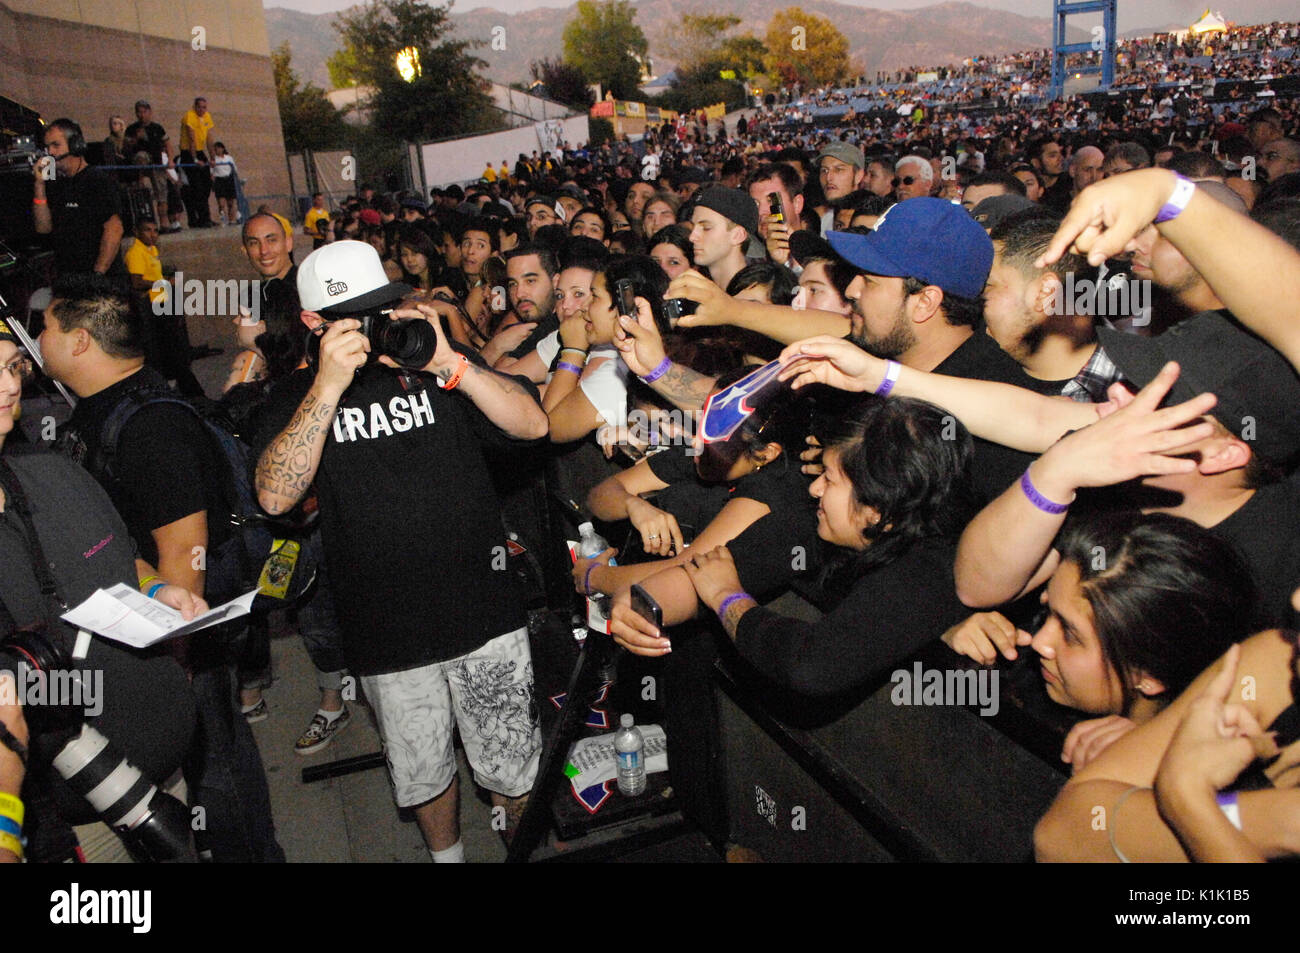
[
  {"left": 307, "top": 307, "right": 438, "bottom": 370},
  {"left": 0, "top": 626, "right": 197, "bottom": 862}
]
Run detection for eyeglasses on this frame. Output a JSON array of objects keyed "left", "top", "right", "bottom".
[
  {"left": 892, "top": 176, "right": 919, "bottom": 187},
  {"left": 1, "top": 356, "right": 33, "bottom": 383}
]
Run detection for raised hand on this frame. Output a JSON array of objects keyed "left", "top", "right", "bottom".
[
  {"left": 1038, "top": 168, "right": 1177, "bottom": 268},
  {"left": 778, "top": 335, "right": 885, "bottom": 393},
  {"left": 1030, "top": 361, "right": 1218, "bottom": 502}
]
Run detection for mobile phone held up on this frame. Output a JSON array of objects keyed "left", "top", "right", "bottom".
[
  {"left": 630, "top": 584, "right": 663, "bottom": 632},
  {"left": 768, "top": 191, "right": 785, "bottom": 224},
  {"left": 614, "top": 278, "right": 637, "bottom": 320}
]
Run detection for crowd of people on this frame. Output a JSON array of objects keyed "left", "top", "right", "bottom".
[{"left": 4, "top": 15, "right": 1300, "bottom": 865}]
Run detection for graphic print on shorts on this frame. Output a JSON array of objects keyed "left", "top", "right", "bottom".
[{"left": 448, "top": 654, "right": 538, "bottom": 778}]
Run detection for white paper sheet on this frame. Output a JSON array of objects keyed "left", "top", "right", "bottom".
[{"left": 61, "top": 585, "right": 258, "bottom": 649}]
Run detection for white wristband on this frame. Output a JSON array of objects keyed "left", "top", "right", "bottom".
[
  {"left": 1216, "top": 791, "right": 1243, "bottom": 830},
  {"left": 874, "top": 360, "right": 902, "bottom": 397}
]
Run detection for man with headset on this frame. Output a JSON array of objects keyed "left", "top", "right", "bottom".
[{"left": 32, "top": 118, "right": 127, "bottom": 279}]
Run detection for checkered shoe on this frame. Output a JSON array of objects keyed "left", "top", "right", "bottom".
[{"left": 294, "top": 707, "right": 351, "bottom": 756}]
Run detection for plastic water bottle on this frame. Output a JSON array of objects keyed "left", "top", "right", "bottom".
[
  {"left": 614, "top": 713, "right": 646, "bottom": 796},
  {"left": 577, "top": 521, "right": 616, "bottom": 631}
]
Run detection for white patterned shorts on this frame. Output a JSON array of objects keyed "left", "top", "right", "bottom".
[{"left": 360, "top": 627, "right": 540, "bottom": 807}]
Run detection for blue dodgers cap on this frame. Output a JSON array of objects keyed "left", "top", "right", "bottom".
[{"left": 825, "top": 198, "right": 993, "bottom": 299}]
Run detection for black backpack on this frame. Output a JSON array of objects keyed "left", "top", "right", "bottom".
[{"left": 95, "top": 385, "right": 313, "bottom": 607}]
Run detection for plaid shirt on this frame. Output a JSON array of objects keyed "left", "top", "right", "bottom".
[{"left": 1060, "top": 344, "right": 1126, "bottom": 403}]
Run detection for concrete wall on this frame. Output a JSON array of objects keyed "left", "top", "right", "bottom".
[
  {"left": 417, "top": 115, "right": 591, "bottom": 189},
  {"left": 0, "top": 0, "right": 293, "bottom": 216}
]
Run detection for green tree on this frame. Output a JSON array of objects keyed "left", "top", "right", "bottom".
[
  {"left": 326, "top": 46, "right": 360, "bottom": 90},
  {"left": 562, "top": 0, "right": 649, "bottom": 101},
  {"left": 673, "top": 14, "right": 741, "bottom": 74},
  {"left": 721, "top": 35, "right": 768, "bottom": 79},
  {"left": 332, "top": 0, "right": 501, "bottom": 141},
  {"left": 655, "top": 13, "right": 761, "bottom": 113},
  {"left": 529, "top": 57, "right": 595, "bottom": 110},
  {"left": 272, "top": 42, "right": 350, "bottom": 152},
  {"left": 763, "top": 7, "right": 851, "bottom": 87}
]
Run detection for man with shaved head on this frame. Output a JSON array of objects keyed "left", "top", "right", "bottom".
[{"left": 1069, "top": 146, "right": 1104, "bottom": 198}]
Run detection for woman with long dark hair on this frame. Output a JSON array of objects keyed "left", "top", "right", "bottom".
[
  {"left": 941, "top": 510, "right": 1254, "bottom": 771},
  {"left": 647, "top": 224, "right": 694, "bottom": 280},
  {"left": 614, "top": 397, "right": 981, "bottom": 698}
]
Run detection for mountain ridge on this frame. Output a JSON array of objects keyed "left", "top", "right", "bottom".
[{"left": 267, "top": 0, "right": 1090, "bottom": 89}]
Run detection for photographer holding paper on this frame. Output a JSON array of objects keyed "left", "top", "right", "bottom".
[{"left": 0, "top": 318, "right": 202, "bottom": 862}]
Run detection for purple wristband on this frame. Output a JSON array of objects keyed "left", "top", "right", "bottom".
[
  {"left": 556, "top": 360, "right": 583, "bottom": 376},
  {"left": 1019, "top": 468, "right": 1071, "bottom": 515},
  {"left": 875, "top": 360, "right": 902, "bottom": 397},
  {"left": 640, "top": 357, "right": 672, "bottom": 384},
  {"left": 1216, "top": 791, "right": 1243, "bottom": 829},
  {"left": 584, "top": 563, "right": 599, "bottom": 596},
  {"left": 1154, "top": 174, "right": 1196, "bottom": 224},
  {"left": 717, "top": 592, "right": 753, "bottom": 619}
]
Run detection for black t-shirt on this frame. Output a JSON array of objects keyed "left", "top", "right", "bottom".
[
  {"left": 249, "top": 356, "right": 545, "bottom": 675},
  {"left": 644, "top": 445, "right": 820, "bottom": 598},
  {"left": 1210, "top": 470, "right": 1300, "bottom": 631},
  {"left": 124, "top": 120, "right": 167, "bottom": 164},
  {"left": 733, "top": 536, "right": 968, "bottom": 697},
  {"left": 1022, "top": 375, "right": 1072, "bottom": 396},
  {"left": 508, "top": 314, "right": 559, "bottom": 361},
  {"left": 45, "top": 166, "right": 126, "bottom": 278},
  {"left": 1041, "top": 175, "right": 1074, "bottom": 215},
  {"left": 0, "top": 450, "right": 195, "bottom": 798},
  {"left": 58, "top": 367, "right": 229, "bottom": 568},
  {"left": 931, "top": 330, "right": 1038, "bottom": 502}
]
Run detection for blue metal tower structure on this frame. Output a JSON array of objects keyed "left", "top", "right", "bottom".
[{"left": 1050, "top": 0, "right": 1117, "bottom": 100}]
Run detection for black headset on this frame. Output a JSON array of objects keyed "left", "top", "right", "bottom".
[{"left": 49, "top": 119, "right": 86, "bottom": 158}]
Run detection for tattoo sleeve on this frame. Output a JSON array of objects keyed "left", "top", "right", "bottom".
[
  {"left": 652, "top": 363, "right": 714, "bottom": 412},
  {"left": 255, "top": 389, "right": 336, "bottom": 515}
]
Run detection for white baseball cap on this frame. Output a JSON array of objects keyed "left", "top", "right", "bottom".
[{"left": 297, "top": 240, "right": 412, "bottom": 316}]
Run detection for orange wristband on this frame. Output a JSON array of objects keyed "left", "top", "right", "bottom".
[
  {"left": 32, "top": 198, "right": 47, "bottom": 205},
  {"left": 438, "top": 355, "right": 470, "bottom": 391}
]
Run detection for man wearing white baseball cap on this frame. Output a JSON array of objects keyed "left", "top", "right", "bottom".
[{"left": 250, "top": 240, "right": 549, "bottom": 861}]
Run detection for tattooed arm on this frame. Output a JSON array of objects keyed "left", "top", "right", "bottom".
[
  {"left": 256, "top": 319, "right": 364, "bottom": 516},
  {"left": 256, "top": 387, "right": 338, "bottom": 516},
  {"left": 650, "top": 362, "right": 715, "bottom": 413},
  {"left": 455, "top": 362, "right": 549, "bottom": 440},
  {"left": 382, "top": 303, "right": 547, "bottom": 441},
  {"left": 612, "top": 296, "right": 716, "bottom": 412}
]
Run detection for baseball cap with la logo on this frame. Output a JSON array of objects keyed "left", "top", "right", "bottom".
[{"left": 297, "top": 240, "right": 412, "bottom": 316}]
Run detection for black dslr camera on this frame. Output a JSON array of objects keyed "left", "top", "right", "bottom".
[{"left": 307, "top": 307, "right": 439, "bottom": 370}]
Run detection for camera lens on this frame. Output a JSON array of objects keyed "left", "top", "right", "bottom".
[{"left": 379, "top": 318, "right": 438, "bottom": 369}]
